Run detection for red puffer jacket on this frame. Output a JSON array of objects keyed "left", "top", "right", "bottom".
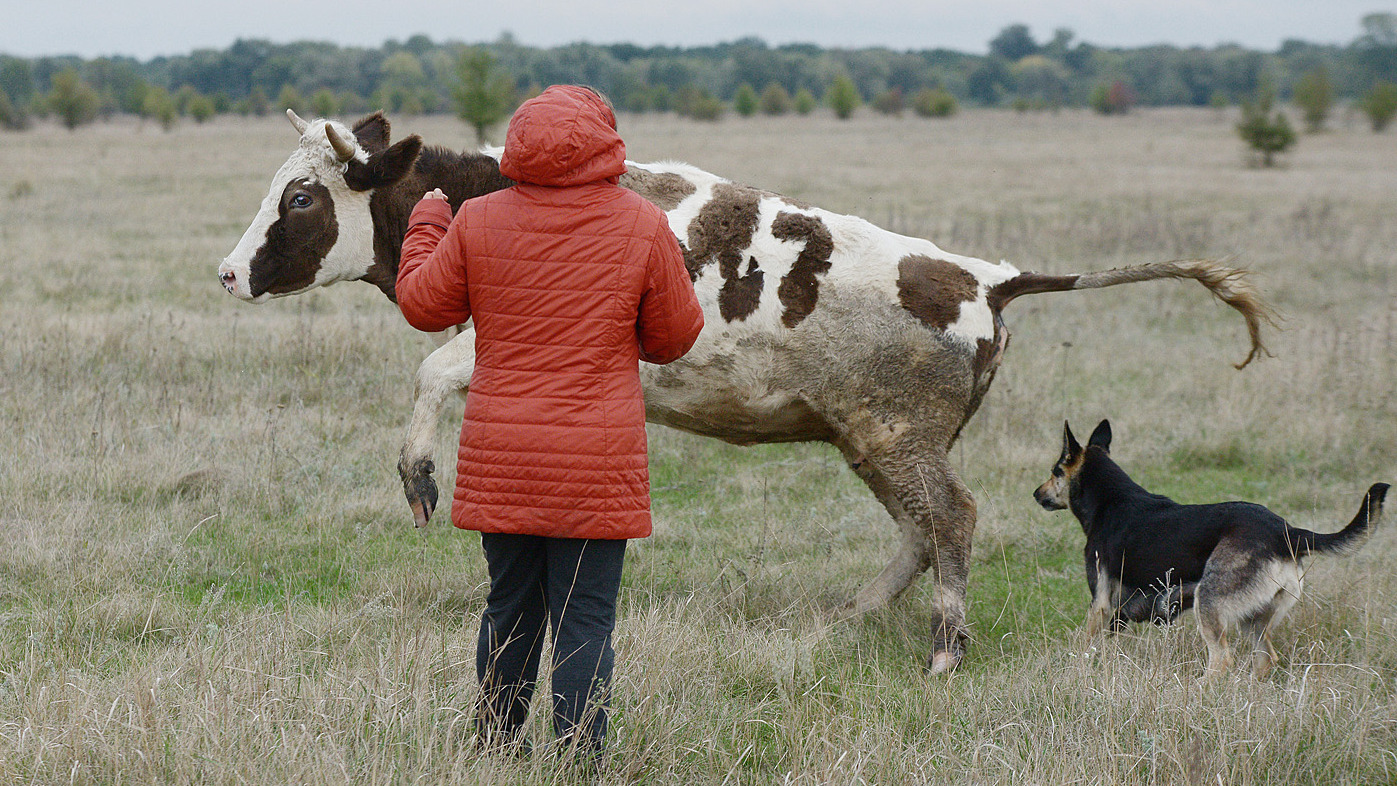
[{"left": 396, "top": 86, "right": 704, "bottom": 539}]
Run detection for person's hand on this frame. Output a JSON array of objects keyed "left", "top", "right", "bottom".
[{"left": 422, "top": 188, "right": 448, "bottom": 202}]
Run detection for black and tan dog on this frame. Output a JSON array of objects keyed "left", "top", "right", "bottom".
[{"left": 1035, "top": 419, "right": 1387, "bottom": 678}]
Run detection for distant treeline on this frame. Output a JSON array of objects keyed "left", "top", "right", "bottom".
[{"left": 3, "top": 14, "right": 1397, "bottom": 129}]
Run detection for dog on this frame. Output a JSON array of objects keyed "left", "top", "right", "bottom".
[{"left": 1034, "top": 419, "right": 1387, "bottom": 678}]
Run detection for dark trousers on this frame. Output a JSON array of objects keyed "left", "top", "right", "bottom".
[{"left": 476, "top": 533, "right": 627, "bottom": 751}]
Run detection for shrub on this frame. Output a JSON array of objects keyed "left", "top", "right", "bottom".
[
  {"left": 622, "top": 86, "right": 671, "bottom": 113},
  {"left": 276, "top": 84, "right": 305, "bottom": 115},
  {"left": 870, "top": 88, "right": 904, "bottom": 116},
  {"left": 48, "top": 68, "right": 99, "bottom": 130},
  {"left": 911, "top": 86, "right": 957, "bottom": 118},
  {"left": 758, "top": 83, "right": 791, "bottom": 115},
  {"left": 0, "top": 89, "right": 30, "bottom": 130},
  {"left": 339, "top": 92, "right": 369, "bottom": 115},
  {"left": 733, "top": 83, "right": 758, "bottom": 117},
  {"left": 310, "top": 88, "right": 339, "bottom": 118},
  {"left": 675, "top": 86, "right": 724, "bottom": 121},
  {"left": 453, "top": 47, "right": 514, "bottom": 144},
  {"left": 826, "top": 75, "right": 860, "bottom": 120},
  {"left": 1090, "top": 80, "right": 1134, "bottom": 115},
  {"left": 1237, "top": 82, "right": 1296, "bottom": 167},
  {"left": 1360, "top": 81, "right": 1397, "bottom": 132},
  {"left": 142, "top": 86, "right": 178, "bottom": 131},
  {"left": 1292, "top": 67, "right": 1333, "bottom": 133},
  {"left": 246, "top": 87, "right": 270, "bottom": 117},
  {"left": 174, "top": 85, "right": 200, "bottom": 115},
  {"left": 648, "top": 85, "right": 673, "bottom": 113},
  {"left": 793, "top": 87, "right": 817, "bottom": 115},
  {"left": 187, "top": 94, "right": 216, "bottom": 123}
]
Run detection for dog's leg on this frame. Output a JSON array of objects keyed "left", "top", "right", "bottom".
[
  {"left": 1238, "top": 562, "right": 1304, "bottom": 679},
  {"left": 1153, "top": 582, "right": 1196, "bottom": 622},
  {"left": 1236, "top": 599, "right": 1282, "bottom": 680},
  {"left": 1197, "top": 542, "right": 1270, "bottom": 680},
  {"left": 1117, "top": 589, "right": 1160, "bottom": 625},
  {"left": 1240, "top": 623, "right": 1276, "bottom": 679},
  {"left": 1196, "top": 599, "right": 1234, "bottom": 679},
  {"left": 1196, "top": 577, "right": 1237, "bottom": 679},
  {"left": 1084, "top": 562, "right": 1120, "bottom": 637}
]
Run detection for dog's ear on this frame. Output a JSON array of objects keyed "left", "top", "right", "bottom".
[
  {"left": 1088, "top": 419, "right": 1112, "bottom": 452},
  {"left": 1062, "top": 421, "right": 1083, "bottom": 458}
]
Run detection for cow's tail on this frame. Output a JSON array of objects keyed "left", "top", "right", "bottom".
[
  {"left": 1289, "top": 483, "right": 1388, "bottom": 557},
  {"left": 987, "top": 259, "right": 1278, "bottom": 369}
]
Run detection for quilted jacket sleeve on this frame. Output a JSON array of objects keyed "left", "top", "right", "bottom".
[
  {"left": 637, "top": 225, "right": 704, "bottom": 365},
  {"left": 397, "top": 198, "right": 471, "bottom": 333}
]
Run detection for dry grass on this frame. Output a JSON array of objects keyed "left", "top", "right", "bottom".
[{"left": 1, "top": 108, "right": 1395, "bottom": 784}]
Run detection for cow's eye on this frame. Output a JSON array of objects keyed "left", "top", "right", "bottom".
[{"left": 291, "top": 193, "right": 313, "bottom": 209}]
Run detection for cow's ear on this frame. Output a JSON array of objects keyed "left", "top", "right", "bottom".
[
  {"left": 1088, "top": 419, "right": 1112, "bottom": 452},
  {"left": 352, "top": 111, "right": 391, "bottom": 153},
  {"left": 345, "top": 135, "right": 422, "bottom": 192}
]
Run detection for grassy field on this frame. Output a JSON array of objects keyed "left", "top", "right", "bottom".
[{"left": 1, "top": 106, "right": 1395, "bottom": 784}]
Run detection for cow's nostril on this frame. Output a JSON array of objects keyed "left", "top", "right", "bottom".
[{"left": 220, "top": 271, "right": 236, "bottom": 283}]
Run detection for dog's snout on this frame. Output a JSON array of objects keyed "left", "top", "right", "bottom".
[{"left": 1033, "top": 486, "right": 1065, "bottom": 511}]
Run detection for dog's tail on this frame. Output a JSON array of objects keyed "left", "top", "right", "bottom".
[
  {"left": 1290, "top": 483, "right": 1389, "bottom": 557},
  {"left": 987, "top": 259, "right": 1278, "bottom": 369}
]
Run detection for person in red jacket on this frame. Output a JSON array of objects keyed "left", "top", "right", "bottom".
[{"left": 396, "top": 85, "right": 703, "bottom": 757}]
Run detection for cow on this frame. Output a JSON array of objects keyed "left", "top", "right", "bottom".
[{"left": 219, "top": 109, "right": 1273, "bottom": 673}]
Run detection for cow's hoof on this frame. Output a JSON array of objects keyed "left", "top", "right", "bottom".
[
  {"left": 926, "top": 631, "right": 967, "bottom": 675},
  {"left": 926, "top": 649, "right": 962, "bottom": 675},
  {"left": 399, "top": 458, "right": 438, "bottom": 528}
]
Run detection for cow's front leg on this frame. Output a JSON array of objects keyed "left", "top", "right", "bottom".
[{"left": 399, "top": 329, "right": 476, "bottom": 527}]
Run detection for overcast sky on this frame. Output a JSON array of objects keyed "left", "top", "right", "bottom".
[{"left": 1, "top": 0, "right": 1391, "bottom": 59}]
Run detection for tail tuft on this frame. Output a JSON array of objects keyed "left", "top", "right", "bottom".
[
  {"left": 1074, "top": 260, "right": 1280, "bottom": 369},
  {"left": 989, "top": 259, "right": 1279, "bottom": 369}
]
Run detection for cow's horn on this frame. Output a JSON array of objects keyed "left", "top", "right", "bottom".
[
  {"left": 286, "top": 108, "right": 309, "bottom": 135},
  {"left": 325, "top": 123, "right": 357, "bottom": 163}
]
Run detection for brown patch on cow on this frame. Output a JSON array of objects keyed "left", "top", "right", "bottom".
[
  {"left": 362, "top": 148, "right": 515, "bottom": 302},
  {"left": 896, "top": 255, "right": 980, "bottom": 331},
  {"left": 718, "top": 258, "right": 765, "bottom": 322},
  {"left": 249, "top": 179, "right": 338, "bottom": 298},
  {"left": 619, "top": 167, "right": 697, "bottom": 212},
  {"left": 772, "top": 211, "right": 834, "bottom": 328},
  {"left": 685, "top": 182, "right": 765, "bottom": 322}
]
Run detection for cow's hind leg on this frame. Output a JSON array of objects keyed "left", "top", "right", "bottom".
[
  {"left": 840, "top": 442, "right": 976, "bottom": 674},
  {"left": 398, "top": 330, "right": 476, "bottom": 527}
]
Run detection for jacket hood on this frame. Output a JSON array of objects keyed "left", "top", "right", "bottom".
[{"left": 499, "top": 85, "right": 626, "bottom": 187}]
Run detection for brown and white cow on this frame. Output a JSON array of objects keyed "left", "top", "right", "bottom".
[{"left": 220, "top": 109, "right": 1272, "bottom": 672}]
